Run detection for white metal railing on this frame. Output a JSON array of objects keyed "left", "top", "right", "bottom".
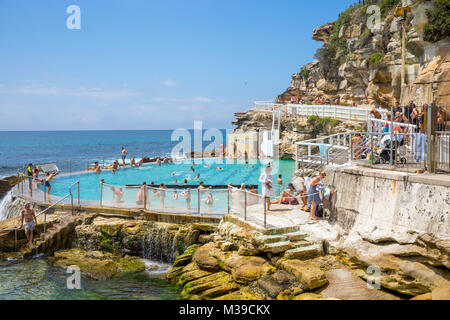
[
  {"left": 253, "top": 101, "right": 388, "bottom": 122},
  {"left": 1, "top": 181, "right": 79, "bottom": 250},
  {"left": 294, "top": 131, "right": 446, "bottom": 174},
  {"left": 367, "top": 117, "right": 417, "bottom": 134}
]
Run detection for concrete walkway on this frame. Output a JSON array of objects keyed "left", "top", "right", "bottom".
[
  {"left": 233, "top": 203, "right": 320, "bottom": 230},
  {"left": 319, "top": 269, "right": 400, "bottom": 300}
]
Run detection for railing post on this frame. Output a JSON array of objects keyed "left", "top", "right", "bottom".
[
  {"left": 144, "top": 187, "right": 147, "bottom": 210},
  {"left": 71, "top": 192, "right": 74, "bottom": 215},
  {"left": 227, "top": 188, "right": 230, "bottom": 214},
  {"left": 100, "top": 182, "right": 104, "bottom": 207},
  {"left": 198, "top": 189, "right": 201, "bottom": 216},
  {"left": 370, "top": 134, "right": 374, "bottom": 165},
  {"left": 244, "top": 190, "right": 247, "bottom": 221},
  {"left": 14, "top": 229, "right": 17, "bottom": 251},
  {"left": 263, "top": 197, "right": 267, "bottom": 229}
]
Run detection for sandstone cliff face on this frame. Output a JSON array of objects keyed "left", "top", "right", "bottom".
[{"left": 278, "top": 0, "right": 450, "bottom": 107}]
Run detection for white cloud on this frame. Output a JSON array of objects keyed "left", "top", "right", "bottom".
[
  {"left": 152, "top": 96, "right": 214, "bottom": 103},
  {"left": 161, "top": 78, "right": 177, "bottom": 87},
  {"left": 0, "top": 83, "right": 140, "bottom": 99},
  {"left": 193, "top": 96, "right": 212, "bottom": 103}
]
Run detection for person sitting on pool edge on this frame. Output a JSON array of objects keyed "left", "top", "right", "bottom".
[{"left": 94, "top": 162, "right": 102, "bottom": 174}]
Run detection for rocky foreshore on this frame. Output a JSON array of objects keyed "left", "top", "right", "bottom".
[{"left": 165, "top": 216, "right": 450, "bottom": 300}]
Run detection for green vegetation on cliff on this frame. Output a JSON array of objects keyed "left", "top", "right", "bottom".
[{"left": 423, "top": 0, "right": 450, "bottom": 43}]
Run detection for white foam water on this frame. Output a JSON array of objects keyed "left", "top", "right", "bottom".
[{"left": 0, "top": 191, "right": 13, "bottom": 221}]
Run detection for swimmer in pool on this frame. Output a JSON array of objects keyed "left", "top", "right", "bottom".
[
  {"left": 160, "top": 183, "right": 167, "bottom": 208},
  {"left": 182, "top": 188, "right": 191, "bottom": 210},
  {"left": 136, "top": 182, "right": 149, "bottom": 206},
  {"left": 111, "top": 187, "right": 124, "bottom": 203},
  {"left": 173, "top": 188, "right": 178, "bottom": 201},
  {"left": 215, "top": 167, "right": 223, "bottom": 171},
  {"left": 205, "top": 186, "right": 213, "bottom": 206}
]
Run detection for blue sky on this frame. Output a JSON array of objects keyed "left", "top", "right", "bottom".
[{"left": 0, "top": 0, "right": 356, "bottom": 131}]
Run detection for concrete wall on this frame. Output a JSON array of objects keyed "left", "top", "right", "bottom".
[{"left": 326, "top": 166, "right": 450, "bottom": 241}]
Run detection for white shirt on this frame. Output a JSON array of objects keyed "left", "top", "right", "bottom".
[{"left": 259, "top": 173, "right": 275, "bottom": 197}]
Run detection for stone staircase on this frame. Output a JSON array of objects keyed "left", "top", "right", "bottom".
[
  {"left": 21, "top": 213, "right": 80, "bottom": 258},
  {"left": 255, "top": 228, "right": 324, "bottom": 260},
  {"left": 218, "top": 220, "right": 325, "bottom": 261}
]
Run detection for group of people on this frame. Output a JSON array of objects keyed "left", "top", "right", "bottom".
[
  {"left": 91, "top": 147, "right": 176, "bottom": 175},
  {"left": 26, "top": 163, "right": 60, "bottom": 195},
  {"left": 257, "top": 165, "right": 327, "bottom": 221},
  {"left": 371, "top": 101, "right": 448, "bottom": 133}
]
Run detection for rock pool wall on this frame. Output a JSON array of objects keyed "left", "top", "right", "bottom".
[{"left": 325, "top": 166, "right": 449, "bottom": 296}]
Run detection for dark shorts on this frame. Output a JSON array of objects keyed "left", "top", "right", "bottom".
[
  {"left": 121, "top": 155, "right": 126, "bottom": 160},
  {"left": 45, "top": 181, "right": 51, "bottom": 187}
]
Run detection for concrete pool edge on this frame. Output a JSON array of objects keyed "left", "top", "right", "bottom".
[{"left": 12, "top": 192, "right": 222, "bottom": 225}]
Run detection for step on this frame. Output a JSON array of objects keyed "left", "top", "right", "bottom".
[
  {"left": 283, "top": 243, "right": 324, "bottom": 260},
  {"left": 255, "top": 234, "right": 288, "bottom": 245},
  {"left": 260, "top": 241, "right": 297, "bottom": 254},
  {"left": 284, "top": 231, "right": 308, "bottom": 242}
]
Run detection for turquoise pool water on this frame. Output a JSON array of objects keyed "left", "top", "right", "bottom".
[{"left": 39, "top": 159, "right": 295, "bottom": 212}]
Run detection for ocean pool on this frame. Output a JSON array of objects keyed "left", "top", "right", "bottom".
[{"left": 38, "top": 159, "right": 296, "bottom": 214}]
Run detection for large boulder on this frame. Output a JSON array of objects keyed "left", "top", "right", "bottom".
[
  {"left": 280, "top": 259, "right": 328, "bottom": 290},
  {"left": 49, "top": 248, "right": 145, "bottom": 280},
  {"left": 193, "top": 242, "right": 220, "bottom": 271}
]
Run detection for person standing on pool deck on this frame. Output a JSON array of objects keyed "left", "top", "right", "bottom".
[
  {"left": 20, "top": 203, "right": 37, "bottom": 247},
  {"left": 259, "top": 165, "right": 275, "bottom": 211},
  {"left": 308, "top": 172, "right": 326, "bottom": 221},
  {"left": 121, "top": 147, "right": 127, "bottom": 167},
  {"left": 27, "top": 163, "right": 33, "bottom": 191}
]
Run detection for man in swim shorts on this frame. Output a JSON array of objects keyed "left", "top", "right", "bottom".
[
  {"left": 20, "top": 203, "right": 37, "bottom": 247},
  {"left": 121, "top": 147, "right": 127, "bottom": 167},
  {"left": 44, "top": 171, "right": 60, "bottom": 195}
]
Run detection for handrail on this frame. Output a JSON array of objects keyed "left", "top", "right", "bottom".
[
  {"left": 0, "top": 181, "right": 79, "bottom": 250},
  {"left": 68, "top": 181, "right": 80, "bottom": 206}
]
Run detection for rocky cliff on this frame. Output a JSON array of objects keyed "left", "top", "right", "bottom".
[{"left": 277, "top": 0, "right": 450, "bottom": 107}]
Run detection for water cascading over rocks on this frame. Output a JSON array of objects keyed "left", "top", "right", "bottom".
[
  {"left": 142, "top": 225, "right": 180, "bottom": 263},
  {"left": 0, "top": 193, "right": 36, "bottom": 222}
]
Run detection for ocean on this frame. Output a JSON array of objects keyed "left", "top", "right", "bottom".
[{"left": 0, "top": 129, "right": 229, "bottom": 179}]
